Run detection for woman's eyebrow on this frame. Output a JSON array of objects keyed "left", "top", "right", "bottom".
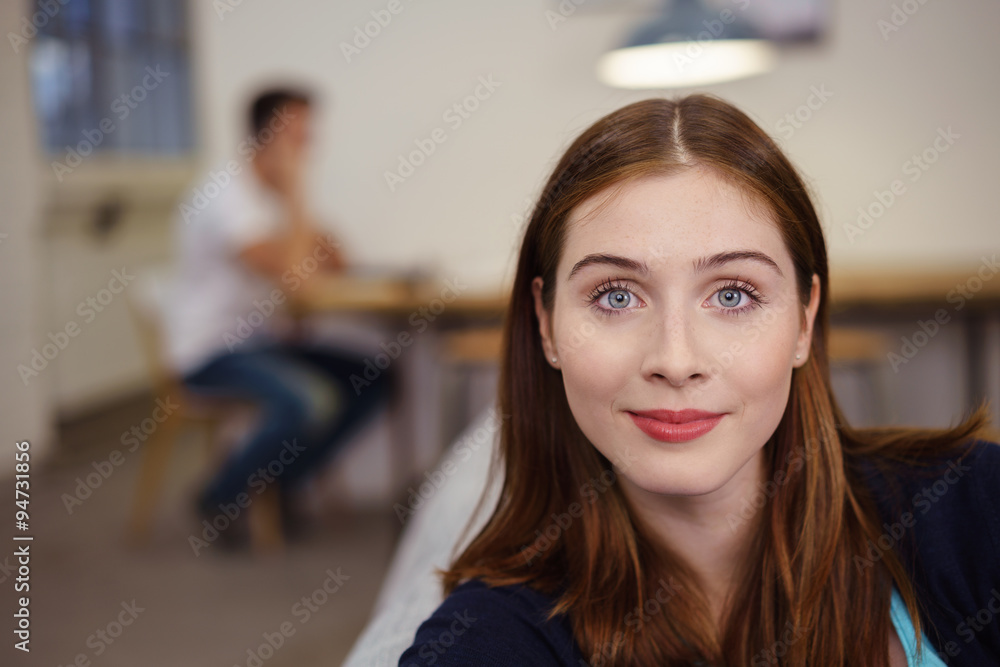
[
  {"left": 566, "top": 249, "right": 782, "bottom": 280},
  {"left": 694, "top": 250, "right": 783, "bottom": 277},
  {"left": 567, "top": 254, "right": 649, "bottom": 280}
]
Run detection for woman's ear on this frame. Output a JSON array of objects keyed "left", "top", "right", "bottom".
[
  {"left": 794, "top": 274, "right": 821, "bottom": 367},
  {"left": 532, "top": 277, "right": 558, "bottom": 366}
]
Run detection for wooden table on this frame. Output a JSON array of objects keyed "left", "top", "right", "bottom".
[
  {"left": 829, "top": 266, "right": 1000, "bottom": 308},
  {"left": 829, "top": 266, "right": 1000, "bottom": 431},
  {"left": 291, "top": 274, "right": 507, "bottom": 318},
  {"left": 288, "top": 273, "right": 507, "bottom": 496}
]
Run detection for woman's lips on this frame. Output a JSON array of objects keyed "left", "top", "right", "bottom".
[{"left": 627, "top": 410, "right": 725, "bottom": 443}]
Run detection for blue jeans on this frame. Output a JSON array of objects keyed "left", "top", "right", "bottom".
[{"left": 183, "top": 342, "right": 393, "bottom": 512}]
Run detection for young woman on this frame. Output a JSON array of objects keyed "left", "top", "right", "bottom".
[{"left": 398, "top": 95, "right": 998, "bottom": 666}]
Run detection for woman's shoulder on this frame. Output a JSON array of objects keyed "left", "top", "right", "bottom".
[
  {"left": 857, "top": 437, "right": 1000, "bottom": 577},
  {"left": 907, "top": 437, "right": 1000, "bottom": 549},
  {"left": 860, "top": 438, "right": 1000, "bottom": 517},
  {"left": 861, "top": 439, "right": 1000, "bottom": 663},
  {"left": 398, "top": 579, "right": 584, "bottom": 667}
]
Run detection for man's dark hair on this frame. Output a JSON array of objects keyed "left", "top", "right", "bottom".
[{"left": 249, "top": 88, "right": 312, "bottom": 138}]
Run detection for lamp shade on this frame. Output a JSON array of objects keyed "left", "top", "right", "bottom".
[{"left": 597, "top": 0, "right": 779, "bottom": 89}]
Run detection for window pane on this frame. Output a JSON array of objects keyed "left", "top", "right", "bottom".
[
  {"left": 100, "top": 0, "right": 145, "bottom": 49},
  {"left": 30, "top": 0, "right": 194, "bottom": 158},
  {"left": 149, "top": 0, "right": 184, "bottom": 37}
]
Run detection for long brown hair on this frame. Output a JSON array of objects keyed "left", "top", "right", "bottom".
[{"left": 444, "top": 95, "right": 990, "bottom": 665}]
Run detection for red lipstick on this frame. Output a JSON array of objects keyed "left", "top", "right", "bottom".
[{"left": 627, "top": 409, "right": 724, "bottom": 443}]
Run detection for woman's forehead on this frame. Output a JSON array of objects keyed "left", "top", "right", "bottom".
[{"left": 560, "top": 169, "right": 790, "bottom": 277}]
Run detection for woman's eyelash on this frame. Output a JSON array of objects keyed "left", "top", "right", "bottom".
[
  {"left": 715, "top": 278, "right": 767, "bottom": 316},
  {"left": 586, "top": 276, "right": 767, "bottom": 316},
  {"left": 587, "top": 277, "right": 634, "bottom": 303}
]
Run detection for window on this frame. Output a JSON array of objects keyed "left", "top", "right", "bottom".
[{"left": 28, "top": 0, "right": 195, "bottom": 158}]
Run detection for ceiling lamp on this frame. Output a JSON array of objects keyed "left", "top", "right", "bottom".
[{"left": 597, "top": 0, "right": 779, "bottom": 89}]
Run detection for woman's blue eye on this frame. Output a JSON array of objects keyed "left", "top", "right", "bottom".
[
  {"left": 588, "top": 280, "right": 639, "bottom": 316},
  {"left": 717, "top": 288, "right": 745, "bottom": 308},
  {"left": 606, "top": 290, "right": 631, "bottom": 309}
]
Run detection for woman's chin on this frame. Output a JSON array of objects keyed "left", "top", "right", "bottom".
[{"left": 619, "top": 467, "right": 731, "bottom": 500}]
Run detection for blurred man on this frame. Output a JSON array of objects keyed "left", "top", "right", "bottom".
[{"left": 164, "top": 88, "right": 392, "bottom": 544}]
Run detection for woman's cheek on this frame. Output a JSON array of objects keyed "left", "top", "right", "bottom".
[
  {"left": 553, "top": 317, "right": 598, "bottom": 359},
  {"left": 731, "top": 290, "right": 795, "bottom": 343},
  {"left": 557, "top": 319, "right": 635, "bottom": 396},
  {"left": 731, "top": 320, "right": 798, "bottom": 394},
  {"left": 557, "top": 316, "right": 637, "bottom": 369}
]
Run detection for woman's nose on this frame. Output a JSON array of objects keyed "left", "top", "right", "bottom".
[{"left": 639, "top": 307, "right": 707, "bottom": 387}]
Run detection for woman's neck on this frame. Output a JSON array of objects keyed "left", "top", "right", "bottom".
[{"left": 621, "top": 447, "right": 768, "bottom": 626}]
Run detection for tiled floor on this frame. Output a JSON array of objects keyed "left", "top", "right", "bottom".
[{"left": 5, "top": 394, "right": 399, "bottom": 667}]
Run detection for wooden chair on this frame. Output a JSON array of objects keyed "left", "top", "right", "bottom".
[{"left": 125, "top": 268, "right": 284, "bottom": 552}]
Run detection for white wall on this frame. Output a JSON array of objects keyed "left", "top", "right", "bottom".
[
  {"left": 194, "top": 0, "right": 1000, "bottom": 285},
  {"left": 0, "top": 1, "right": 53, "bottom": 474}
]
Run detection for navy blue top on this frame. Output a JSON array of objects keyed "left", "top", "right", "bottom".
[{"left": 398, "top": 439, "right": 1000, "bottom": 666}]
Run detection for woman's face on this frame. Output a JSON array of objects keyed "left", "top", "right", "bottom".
[{"left": 533, "top": 167, "right": 820, "bottom": 502}]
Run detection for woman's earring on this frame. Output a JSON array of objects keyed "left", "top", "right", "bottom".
[
  {"left": 795, "top": 354, "right": 801, "bottom": 360},
  {"left": 551, "top": 357, "right": 557, "bottom": 363}
]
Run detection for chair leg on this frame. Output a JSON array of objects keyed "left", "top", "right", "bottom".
[
  {"left": 249, "top": 485, "right": 284, "bottom": 553},
  {"left": 128, "top": 407, "right": 183, "bottom": 544}
]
